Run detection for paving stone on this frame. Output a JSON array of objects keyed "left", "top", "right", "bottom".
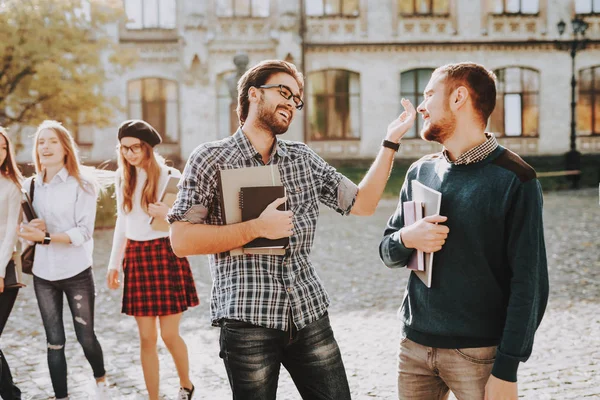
[{"left": 2, "top": 189, "right": 598, "bottom": 399}]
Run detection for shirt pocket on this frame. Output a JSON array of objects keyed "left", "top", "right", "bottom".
[{"left": 45, "top": 184, "right": 79, "bottom": 230}]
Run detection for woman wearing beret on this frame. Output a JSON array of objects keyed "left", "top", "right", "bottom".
[
  {"left": 16, "top": 120, "right": 110, "bottom": 400},
  {"left": 106, "top": 120, "right": 198, "bottom": 400},
  {"left": 0, "top": 127, "right": 23, "bottom": 400}
]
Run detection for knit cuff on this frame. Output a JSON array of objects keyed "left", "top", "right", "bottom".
[{"left": 491, "top": 352, "right": 520, "bottom": 383}]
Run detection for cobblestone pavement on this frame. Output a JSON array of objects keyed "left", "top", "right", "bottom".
[{"left": 2, "top": 188, "right": 599, "bottom": 400}]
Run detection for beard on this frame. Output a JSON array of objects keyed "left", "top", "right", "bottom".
[
  {"left": 256, "top": 96, "right": 291, "bottom": 136},
  {"left": 420, "top": 111, "right": 456, "bottom": 144}
]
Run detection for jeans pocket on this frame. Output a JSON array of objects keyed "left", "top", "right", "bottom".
[{"left": 453, "top": 346, "right": 497, "bottom": 365}]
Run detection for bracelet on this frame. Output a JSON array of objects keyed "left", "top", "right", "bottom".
[{"left": 382, "top": 139, "right": 400, "bottom": 152}]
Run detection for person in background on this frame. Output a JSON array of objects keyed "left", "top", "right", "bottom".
[
  {"left": 106, "top": 120, "right": 199, "bottom": 400},
  {"left": 0, "top": 127, "right": 23, "bottom": 400},
  {"left": 17, "top": 120, "right": 111, "bottom": 400}
]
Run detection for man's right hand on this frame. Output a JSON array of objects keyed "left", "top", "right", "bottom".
[
  {"left": 254, "top": 197, "right": 294, "bottom": 239},
  {"left": 400, "top": 215, "right": 449, "bottom": 253}
]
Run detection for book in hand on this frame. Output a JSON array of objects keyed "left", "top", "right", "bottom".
[
  {"left": 149, "top": 174, "right": 180, "bottom": 232},
  {"left": 410, "top": 180, "right": 442, "bottom": 288},
  {"left": 402, "top": 201, "right": 425, "bottom": 271},
  {"left": 217, "top": 165, "right": 285, "bottom": 256},
  {"left": 4, "top": 259, "right": 26, "bottom": 289},
  {"left": 240, "top": 186, "right": 289, "bottom": 250}
]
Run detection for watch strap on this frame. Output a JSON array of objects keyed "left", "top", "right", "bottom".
[{"left": 382, "top": 139, "right": 400, "bottom": 152}]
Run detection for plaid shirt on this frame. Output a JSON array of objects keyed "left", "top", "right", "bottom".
[
  {"left": 443, "top": 133, "right": 499, "bottom": 165},
  {"left": 168, "top": 128, "right": 359, "bottom": 331}
]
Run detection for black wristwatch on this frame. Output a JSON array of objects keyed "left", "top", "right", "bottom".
[
  {"left": 382, "top": 139, "right": 401, "bottom": 152},
  {"left": 42, "top": 231, "right": 51, "bottom": 245}
]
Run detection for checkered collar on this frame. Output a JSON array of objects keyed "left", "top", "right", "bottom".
[
  {"left": 233, "top": 127, "right": 289, "bottom": 162},
  {"left": 443, "top": 133, "right": 498, "bottom": 165}
]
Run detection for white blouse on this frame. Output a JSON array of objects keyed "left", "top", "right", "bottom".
[
  {"left": 0, "top": 175, "right": 21, "bottom": 278},
  {"left": 108, "top": 164, "right": 180, "bottom": 271},
  {"left": 27, "top": 168, "right": 98, "bottom": 281}
]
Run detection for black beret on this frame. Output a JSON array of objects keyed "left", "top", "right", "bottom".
[{"left": 117, "top": 120, "right": 162, "bottom": 147}]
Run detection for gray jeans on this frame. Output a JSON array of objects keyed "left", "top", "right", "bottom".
[{"left": 397, "top": 337, "right": 496, "bottom": 400}]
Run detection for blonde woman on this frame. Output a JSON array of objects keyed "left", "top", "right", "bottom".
[
  {"left": 0, "top": 127, "right": 23, "bottom": 400},
  {"left": 16, "top": 120, "right": 110, "bottom": 400},
  {"left": 106, "top": 120, "right": 198, "bottom": 400}
]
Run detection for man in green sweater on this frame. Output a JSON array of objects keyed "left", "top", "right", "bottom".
[{"left": 379, "top": 62, "right": 549, "bottom": 400}]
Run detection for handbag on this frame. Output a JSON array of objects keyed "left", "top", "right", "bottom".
[
  {"left": 21, "top": 178, "right": 36, "bottom": 275},
  {"left": 4, "top": 259, "right": 25, "bottom": 289}
]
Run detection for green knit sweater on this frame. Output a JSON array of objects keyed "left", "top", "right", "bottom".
[{"left": 379, "top": 145, "right": 549, "bottom": 383}]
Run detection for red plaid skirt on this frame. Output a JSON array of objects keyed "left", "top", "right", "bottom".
[{"left": 122, "top": 237, "right": 199, "bottom": 316}]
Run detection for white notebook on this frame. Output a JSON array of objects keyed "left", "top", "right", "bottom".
[{"left": 411, "top": 180, "right": 442, "bottom": 288}]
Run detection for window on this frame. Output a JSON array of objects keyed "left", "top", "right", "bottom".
[
  {"left": 578, "top": 66, "right": 600, "bottom": 135},
  {"left": 128, "top": 78, "right": 179, "bottom": 143},
  {"left": 308, "top": 70, "right": 361, "bottom": 140},
  {"left": 124, "top": 0, "right": 176, "bottom": 29},
  {"left": 400, "top": 68, "right": 434, "bottom": 138},
  {"left": 488, "top": 67, "right": 539, "bottom": 137},
  {"left": 576, "top": 0, "right": 600, "bottom": 14},
  {"left": 492, "top": 0, "right": 539, "bottom": 14},
  {"left": 398, "top": 0, "right": 449, "bottom": 16},
  {"left": 216, "top": 0, "right": 270, "bottom": 17},
  {"left": 306, "top": 0, "right": 360, "bottom": 17}
]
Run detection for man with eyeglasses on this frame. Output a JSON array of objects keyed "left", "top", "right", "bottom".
[{"left": 168, "top": 59, "right": 416, "bottom": 400}]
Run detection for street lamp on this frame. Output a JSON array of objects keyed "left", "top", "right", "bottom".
[{"left": 556, "top": 17, "right": 589, "bottom": 189}]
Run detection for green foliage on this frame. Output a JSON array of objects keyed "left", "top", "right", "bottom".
[
  {"left": 95, "top": 182, "right": 116, "bottom": 229},
  {"left": 0, "top": 0, "right": 136, "bottom": 139}
]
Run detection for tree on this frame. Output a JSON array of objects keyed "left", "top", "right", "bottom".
[{"left": 0, "top": 0, "right": 136, "bottom": 141}]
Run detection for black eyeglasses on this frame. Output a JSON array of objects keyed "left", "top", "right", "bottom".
[
  {"left": 117, "top": 143, "right": 143, "bottom": 155},
  {"left": 259, "top": 84, "right": 304, "bottom": 110}
]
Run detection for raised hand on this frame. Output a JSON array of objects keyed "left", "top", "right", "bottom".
[{"left": 386, "top": 98, "right": 417, "bottom": 143}]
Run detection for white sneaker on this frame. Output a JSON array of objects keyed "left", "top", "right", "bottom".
[{"left": 95, "top": 380, "right": 112, "bottom": 400}]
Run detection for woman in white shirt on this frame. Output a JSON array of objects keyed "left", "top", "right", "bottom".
[
  {"left": 106, "top": 120, "right": 199, "bottom": 400},
  {"left": 17, "top": 120, "right": 110, "bottom": 400},
  {"left": 0, "top": 127, "right": 23, "bottom": 400}
]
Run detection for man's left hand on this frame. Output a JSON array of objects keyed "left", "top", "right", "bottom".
[
  {"left": 386, "top": 98, "right": 417, "bottom": 143},
  {"left": 484, "top": 375, "right": 517, "bottom": 400}
]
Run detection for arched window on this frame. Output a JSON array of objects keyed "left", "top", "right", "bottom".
[
  {"left": 489, "top": 67, "right": 539, "bottom": 137},
  {"left": 400, "top": 68, "right": 434, "bottom": 139},
  {"left": 307, "top": 70, "right": 361, "bottom": 140},
  {"left": 578, "top": 66, "right": 600, "bottom": 135},
  {"left": 127, "top": 78, "right": 179, "bottom": 143},
  {"left": 124, "top": 0, "right": 176, "bottom": 29}
]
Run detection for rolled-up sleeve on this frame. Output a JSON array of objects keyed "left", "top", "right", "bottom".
[
  {"left": 306, "top": 147, "right": 358, "bottom": 215},
  {"left": 65, "top": 182, "right": 97, "bottom": 247},
  {"left": 168, "top": 145, "right": 216, "bottom": 224}
]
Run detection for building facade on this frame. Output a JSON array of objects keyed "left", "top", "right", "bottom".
[{"left": 16, "top": 0, "right": 600, "bottom": 164}]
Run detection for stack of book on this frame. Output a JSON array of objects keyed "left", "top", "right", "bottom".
[{"left": 218, "top": 165, "right": 290, "bottom": 256}]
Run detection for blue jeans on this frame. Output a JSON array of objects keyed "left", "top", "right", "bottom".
[
  {"left": 219, "top": 312, "right": 351, "bottom": 400},
  {"left": 0, "top": 287, "right": 21, "bottom": 400},
  {"left": 34, "top": 267, "right": 106, "bottom": 398}
]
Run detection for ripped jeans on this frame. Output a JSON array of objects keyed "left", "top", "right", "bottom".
[{"left": 33, "top": 267, "right": 105, "bottom": 399}]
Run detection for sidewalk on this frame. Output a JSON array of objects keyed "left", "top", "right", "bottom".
[{"left": 2, "top": 189, "right": 599, "bottom": 399}]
